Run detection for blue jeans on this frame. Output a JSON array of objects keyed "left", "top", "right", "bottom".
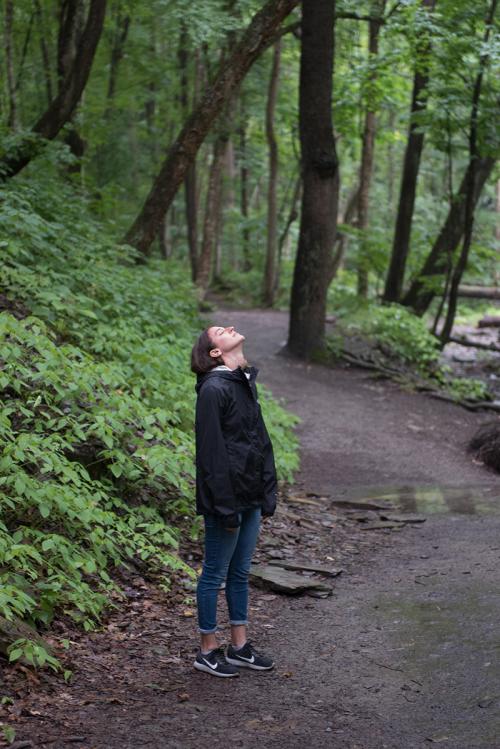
[{"left": 196, "top": 507, "right": 261, "bottom": 634}]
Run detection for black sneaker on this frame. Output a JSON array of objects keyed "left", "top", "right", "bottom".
[
  {"left": 194, "top": 647, "right": 240, "bottom": 678},
  {"left": 226, "top": 641, "right": 274, "bottom": 671}
]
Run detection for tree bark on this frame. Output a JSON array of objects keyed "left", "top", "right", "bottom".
[
  {"left": 263, "top": 40, "right": 282, "bottom": 307},
  {"left": 4, "top": 0, "right": 18, "bottom": 130},
  {"left": 57, "top": 0, "right": 86, "bottom": 85},
  {"left": 107, "top": 8, "right": 130, "bottom": 102},
  {"left": 383, "top": 0, "right": 437, "bottom": 302},
  {"left": 287, "top": 0, "right": 339, "bottom": 358},
  {"left": 279, "top": 174, "right": 301, "bottom": 259},
  {"left": 495, "top": 178, "right": 500, "bottom": 284},
  {"left": 178, "top": 26, "right": 200, "bottom": 281},
  {"left": 239, "top": 106, "right": 251, "bottom": 271},
  {"left": 330, "top": 185, "right": 360, "bottom": 282},
  {"left": 0, "top": 0, "right": 107, "bottom": 181},
  {"left": 402, "top": 156, "right": 496, "bottom": 314},
  {"left": 123, "top": 0, "right": 299, "bottom": 255},
  {"left": 438, "top": 0, "right": 498, "bottom": 345},
  {"left": 356, "top": 1, "right": 385, "bottom": 297},
  {"left": 34, "top": 0, "right": 53, "bottom": 104},
  {"left": 195, "top": 134, "right": 228, "bottom": 299}
]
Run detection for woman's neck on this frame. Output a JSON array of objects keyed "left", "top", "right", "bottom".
[{"left": 222, "top": 349, "right": 247, "bottom": 370}]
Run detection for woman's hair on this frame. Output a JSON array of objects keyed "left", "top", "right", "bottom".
[{"left": 191, "top": 328, "right": 224, "bottom": 374}]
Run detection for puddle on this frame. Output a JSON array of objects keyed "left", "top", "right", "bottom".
[{"left": 332, "top": 484, "right": 500, "bottom": 515}]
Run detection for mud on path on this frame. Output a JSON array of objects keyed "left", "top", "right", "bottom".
[{"left": 2, "top": 309, "right": 500, "bottom": 749}]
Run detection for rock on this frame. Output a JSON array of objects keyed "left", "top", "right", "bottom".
[
  {"left": 378, "top": 513, "right": 426, "bottom": 524},
  {"left": 360, "top": 522, "right": 403, "bottom": 531},
  {"left": 330, "top": 498, "right": 393, "bottom": 511},
  {"left": 268, "top": 560, "right": 344, "bottom": 578},
  {"left": 249, "top": 564, "right": 333, "bottom": 595}
]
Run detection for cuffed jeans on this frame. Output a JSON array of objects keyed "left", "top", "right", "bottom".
[{"left": 196, "top": 507, "right": 261, "bottom": 634}]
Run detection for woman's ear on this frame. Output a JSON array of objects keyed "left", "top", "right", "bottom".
[{"left": 209, "top": 348, "right": 221, "bottom": 359}]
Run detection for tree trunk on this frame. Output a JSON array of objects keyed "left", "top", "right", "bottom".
[
  {"left": 356, "top": 1, "right": 385, "bottom": 297},
  {"left": 178, "top": 26, "right": 200, "bottom": 281},
  {"left": 279, "top": 174, "right": 301, "bottom": 259},
  {"left": 34, "top": 0, "right": 53, "bottom": 104},
  {"left": 0, "top": 0, "right": 107, "bottom": 181},
  {"left": 4, "top": 0, "right": 18, "bottom": 130},
  {"left": 383, "top": 0, "right": 437, "bottom": 303},
  {"left": 495, "top": 178, "right": 500, "bottom": 284},
  {"left": 287, "top": 0, "right": 339, "bottom": 359},
  {"left": 106, "top": 7, "right": 130, "bottom": 103},
  {"left": 330, "top": 185, "right": 360, "bottom": 282},
  {"left": 123, "top": 0, "right": 299, "bottom": 255},
  {"left": 196, "top": 134, "right": 228, "bottom": 299},
  {"left": 239, "top": 107, "right": 251, "bottom": 271},
  {"left": 159, "top": 212, "right": 172, "bottom": 259},
  {"left": 438, "top": 0, "right": 498, "bottom": 345},
  {"left": 57, "top": 0, "right": 86, "bottom": 84},
  {"left": 263, "top": 40, "right": 282, "bottom": 307},
  {"left": 402, "top": 156, "right": 496, "bottom": 314}
]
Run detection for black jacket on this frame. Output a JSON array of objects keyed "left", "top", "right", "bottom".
[{"left": 194, "top": 366, "right": 278, "bottom": 527}]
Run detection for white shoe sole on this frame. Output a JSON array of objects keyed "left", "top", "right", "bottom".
[
  {"left": 226, "top": 656, "right": 274, "bottom": 671},
  {"left": 194, "top": 661, "right": 239, "bottom": 677}
]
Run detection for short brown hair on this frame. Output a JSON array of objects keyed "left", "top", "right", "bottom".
[{"left": 191, "top": 328, "right": 223, "bottom": 374}]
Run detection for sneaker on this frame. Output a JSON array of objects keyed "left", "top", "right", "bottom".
[
  {"left": 226, "top": 641, "right": 274, "bottom": 671},
  {"left": 194, "top": 647, "right": 240, "bottom": 678}
]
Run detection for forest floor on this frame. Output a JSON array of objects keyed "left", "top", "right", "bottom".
[{"left": 1, "top": 308, "right": 500, "bottom": 749}]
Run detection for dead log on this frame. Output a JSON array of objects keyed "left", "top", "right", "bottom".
[
  {"left": 449, "top": 335, "right": 500, "bottom": 353},
  {"left": 457, "top": 285, "right": 500, "bottom": 300},
  {"left": 478, "top": 315, "right": 500, "bottom": 328}
]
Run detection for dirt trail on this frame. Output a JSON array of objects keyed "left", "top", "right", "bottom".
[{"left": 3, "top": 309, "right": 500, "bottom": 749}]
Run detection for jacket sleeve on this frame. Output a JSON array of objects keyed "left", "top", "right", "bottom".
[
  {"left": 196, "top": 384, "right": 240, "bottom": 528},
  {"left": 260, "top": 418, "right": 278, "bottom": 518}
]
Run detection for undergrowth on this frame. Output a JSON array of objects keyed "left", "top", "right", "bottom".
[
  {"left": 0, "top": 177, "right": 299, "bottom": 671},
  {"left": 326, "top": 271, "right": 492, "bottom": 402}
]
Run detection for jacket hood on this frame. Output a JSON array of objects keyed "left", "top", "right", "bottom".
[{"left": 195, "top": 365, "right": 258, "bottom": 394}]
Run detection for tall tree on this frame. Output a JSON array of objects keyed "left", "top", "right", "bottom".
[
  {"left": 383, "top": 0, "right": 437, "bottom": 303},
  {"left": 287, "top": 0, "right": 339, "bottom": 358},
  {"left": 123, "top": 0, "right": 299, "bottom": 256},
  {"left": 34, "top": 0, "right": 53, "bottom": 104},
  {"left": 239, "top": 100, "right": 252, "bottom": 271},
  {"left": 263, "top": 39, "right": 282, "bottom": 306},
  {"left": 195, "top": 129, "right": 229, "bottom": 298},
  {"left": 0, "top": 0, "right": 107, "bottom": 180},
  {"left": 4, "top": 0, "right": 18, "bottom": 130},
  {"left": 178, "top": 25, "right": 200, "bottom": 281},
  {"left": 357, "top": 0, "right": 386, "bottom": 297},
  {"left": 402, "top": 156, "right": 496, "bottom": 315},
  {"left": 438, "top": 0, "right": 498, "bottom": 344}
]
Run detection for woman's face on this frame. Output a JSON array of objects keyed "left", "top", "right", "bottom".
[{"left": 208, "top": 325, "right": 245, "bottom": 359}]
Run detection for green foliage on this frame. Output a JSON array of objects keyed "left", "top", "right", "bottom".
[
  {"left": 445, "top": 376, "right": 490, "bottom": 402},
  {"left": 1, "top": 724, "right": 16, "bottom": 744},
  {"left": 0, "top": 177, "right": 299, "bottom": 667},
  {"left": 326, "top": 276, "right": 494, "bottom": 401},
  {"left": 352, "top": 304, "right": 441, "bottom": 369}
]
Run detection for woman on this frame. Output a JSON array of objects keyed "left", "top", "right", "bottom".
[{"left": 190, "top": 324, "right": 277, "bottom": 677}]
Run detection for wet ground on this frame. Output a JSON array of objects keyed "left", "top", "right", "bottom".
[{"left": 3, "top": 308, "right": 500, "bottom": 749}]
